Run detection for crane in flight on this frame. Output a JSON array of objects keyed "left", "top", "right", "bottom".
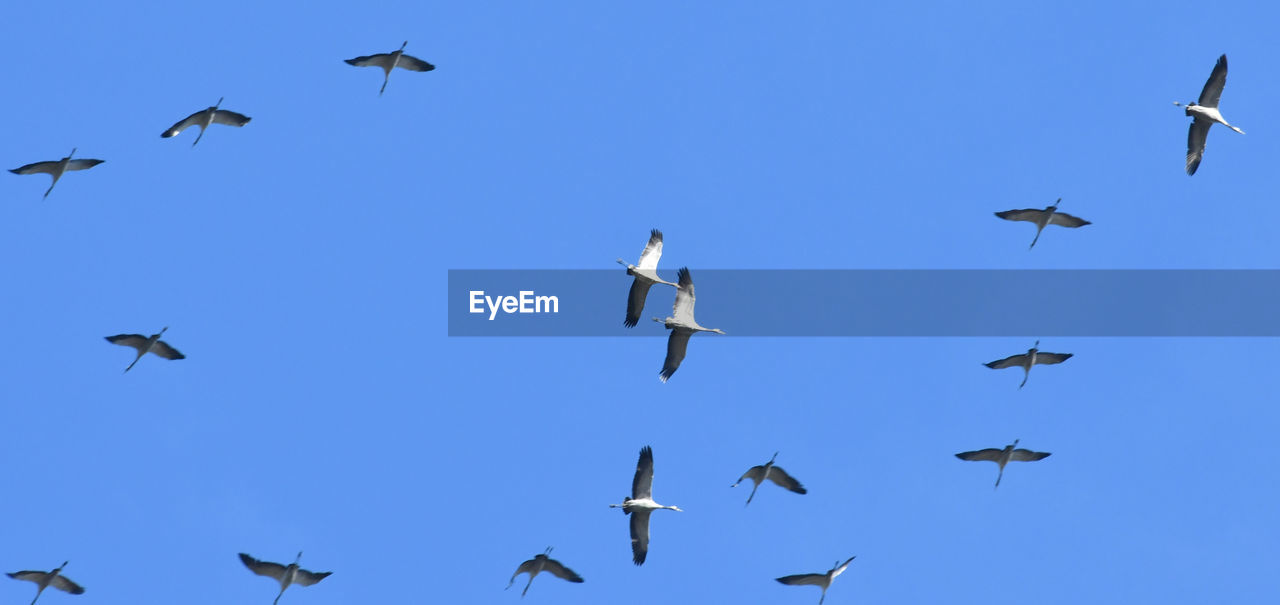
[
  {"left": 345, "top": 41, "right": 436, "bottom": 96},
  {"left": 238, "top": 552, "right": 331, "bottom": 605},
  {"left": 161, "top": 98, "right": 251, "bottom": 146},
  {"left": 505, "top": 547, "right": 583, "bottom": 597},
  {"left": 6, "top": 561, "right": 85, "bottom": 605},
  {"left": 9, "top": 148, "right": 104, "bottom": 199},
  {"left": 775, "top": 556, "right": 856, "bottom": 605},
  {"left": 955, "top": 439, "right": 1051, "bottom": 489},
  {"left": 1175, "top": 54, "right": 1245, "bottom": 175},
  {"left": 609, "top": 445, "right": 683, "bottom": 565},
  {"left": 731, "top": 452, "right": 807, "bottom": 506}
]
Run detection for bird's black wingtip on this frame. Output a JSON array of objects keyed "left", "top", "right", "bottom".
[
  {"left": 7, "top": 168, "right": 20, "bottom": 174},
  {"left": 623, "top": 317, "right": 638, "bottom": 328},
  {"left": 343, "top": 58, "right": 359, "bottom": 65}
]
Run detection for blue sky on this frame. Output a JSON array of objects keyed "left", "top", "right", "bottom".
[{"left": 3, "top": 1, "right": 1277, "bottom": 604}]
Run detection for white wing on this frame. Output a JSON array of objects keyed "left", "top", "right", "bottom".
[
  {"left": 637, "top": 229, "right": 663, "bottom": 270},
  {"left": 671, "top": 267, "right": 696, "bottom": 324}
]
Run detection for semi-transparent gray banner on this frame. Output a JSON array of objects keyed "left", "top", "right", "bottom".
[{"left": 447, "top": 270, "right": 1280, "bottom": 336}]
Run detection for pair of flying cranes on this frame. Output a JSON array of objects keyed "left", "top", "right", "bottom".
[
  {"left": 7, "top": 553, "right": 329, "bottom": 605},
  {"left": 8, "top": 42, "right": 435, "bottom": 199}
]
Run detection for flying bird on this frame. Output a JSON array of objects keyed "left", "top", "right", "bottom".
[
  {"left": 9, "top": 148, "right": 103, "bottom": 199},
  {"left": 609, "top": 445, "right": 683, "bottom": 565},
  {"left": 994, "top": 198, "right": 1090, "bottom": 249},
  {"left": 775, "top": 556, "right": 856, "bottom": 605},
  {"left": 617, "top": 229, "right": 678, "bottom": 327},
  {"left": 955, "top": 439, "right": 1051, "bottom": 489},
  {"left": 731, "top": 451, "right": 807, "bottom": 506},
  {"left": 653, "top": 267, "right": 725, "bottom": 382},
  {"left": 6, "top": 561, "right": 85, "bottom": 605},
  {"left": 344, "top": 41, "right": 435, "bottom": 96},
  {"left": 983, "top": 340, "right": 1071, "bottom": 389},
  {"left": 506, "top": 547, "right": 583, "bottom": 597},
  {"left": 1175, "top": 54, "right": 1245, "bottom": 175},
  {"left": 105, "top": 327, "right": 185, "bottom": 373},
  {"left": 238, "top": 552, "right": 331, "bottom": 605},
  {"left": 161, "top": 97, "right": 251, "bottom": 146}
]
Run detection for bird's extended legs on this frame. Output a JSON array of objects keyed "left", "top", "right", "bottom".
[
  {"left": 124, "top": 352, "right": 145, "bottom": 373},
  {"left": 1029, "top": 227, "right": 1044, "bottom": 250}
]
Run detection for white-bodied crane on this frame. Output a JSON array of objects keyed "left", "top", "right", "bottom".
[
  {"left": 617, "top": 229, "right": 678, "bottom": 328},
  {"left": 653, "top": 267, "right": 724, "bottom": 382},
  {"left": 1175, "top": 54, "right": 1244, "bottom": 175},
  {"left": 609, "top": 445, "right": 682, "bottom": 565}
]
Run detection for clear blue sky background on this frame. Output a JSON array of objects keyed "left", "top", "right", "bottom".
[{"left": 3, "top": 1, "right": 1277, "bottom": 604}]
